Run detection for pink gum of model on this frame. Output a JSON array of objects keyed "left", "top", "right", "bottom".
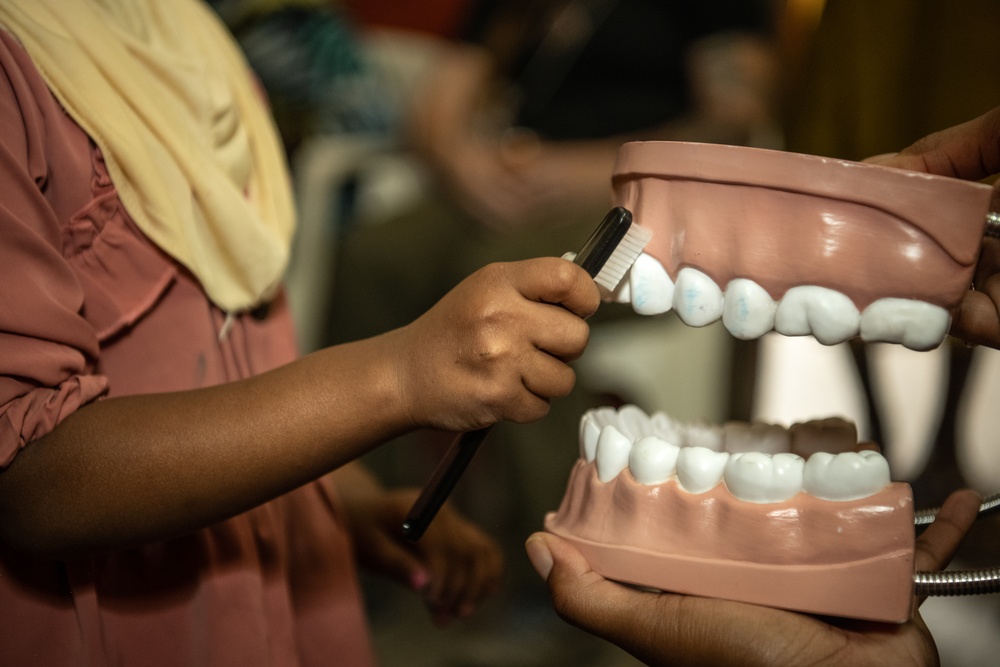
[
  {"left": 612, "top": 141, "right": 992, "bottom": 312},
  {"left": 545, "top": 460, "right": 914, "bottom": 623}
]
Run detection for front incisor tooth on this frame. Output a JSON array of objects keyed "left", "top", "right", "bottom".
[
  {"left": 722, "top": 278, "right": 776, "bottom": 340},
  {"left": 724, "top": 452, "right": 804, "bottom": 503},
  {"left": 629, "top": 436, "right": 681, "bottom": 485},
  {"left": 676, "top": 446, "right": 729, "bottom": 493},
  {"left": 774, "top": 286, "right": 860, "bottom": 345},
  {"left": 803, "top": 450, "right": 891, "bottom": 500},
  {"left": 595, "top": 425, "right": 633, "bottom": 482},
  {"left": 629, "top": 253, "right": 674, "bottom": 315},
  {"left": 580, "top": 412, "right": 601, "bottom": 462},
  {"left": 581, "top": 406, "right": 617, "bottom": 461},
  {"left": 673, "top": 268, "right": 724, "bottom": 327}
]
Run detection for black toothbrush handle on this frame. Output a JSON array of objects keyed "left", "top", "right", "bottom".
[{"left": 401, "top": 428, "right": 490, "bottom": 540}]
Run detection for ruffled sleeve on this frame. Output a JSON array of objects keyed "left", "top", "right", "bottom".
[{"left": 0, "top": 30, "right": 108, "bottom": 466}]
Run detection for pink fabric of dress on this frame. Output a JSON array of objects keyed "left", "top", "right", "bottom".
[{"left": 0, "top": 30, "right": 375, "bottom": 666}]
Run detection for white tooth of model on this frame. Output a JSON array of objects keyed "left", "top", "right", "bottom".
[
  {"left": 595, "top": 425, "right": 633, "bottom": 482},
  {"left": 803, "top": 450, "right": 891, "bottom": 500},
  {"left": 686, "top": 422, "right": 723, "bottom": 451},
  {"left": 629, "top": 252, "right": 674, "bottom": 315},
  {"left": 724, "top": 452, "right": 804, "bottom": 503},
  {"left": 673, "top": 267, "right": 724, "bottom": 327},
  {"left": 860, "top": 298, "right": 951, "bottom": 352},
  {"left": 651, "top": 411, "right": 685, "bottom": 444},
  {"left": 616, "top": 404, "right": 653, "bottom": 439},
  {"left": 789, "top": 417, "right": 858, "bottom": 458},
  {"left": 722, "top": 278, "right": 776, "bottom": 340},
  {"left": 774, "top": 286, "right": 860, "bottom": 345},
  {"left": 580, "top": 412, "right": 601, "bottom": 462},
  {"left": 724, "top": 421, "right": 790, "bottom": 454},
  {"left": 676, "top": 446, "right": 729, "bottom": 493},
  {"left": 629, "top": 435, "right": 681, "bottom": 485}
]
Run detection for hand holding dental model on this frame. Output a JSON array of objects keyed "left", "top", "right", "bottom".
[
  {"left": 527, "top": 107, "right": 1000, "bottom": 666},
  {"left": 863, "top": 105, "right": 1000, "bottom": 349},
  {"left": 528, "top": 488, "right": 980, "bottom": 667}
]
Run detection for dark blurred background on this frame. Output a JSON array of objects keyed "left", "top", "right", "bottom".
[{"left": 211, "top": 1, "right": 1000, "bottom": 664}]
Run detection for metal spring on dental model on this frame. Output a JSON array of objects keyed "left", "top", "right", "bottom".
[
  {"left": 911, "top": 491, "right": 1000, "bottom": 596},
  {"left": 914, "top": 568, "right": 1000, "bottom": 597}
]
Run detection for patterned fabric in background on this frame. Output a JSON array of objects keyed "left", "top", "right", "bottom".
[{"left": 209, "top": 1, "right": 394, "bottom": 153}]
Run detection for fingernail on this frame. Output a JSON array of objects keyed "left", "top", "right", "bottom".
[
  {"left": 410, "top": 569, "right": 430, "bottom": 591},
  {"left": 525, "top": 534, "right": 554, "bottom": 580}
]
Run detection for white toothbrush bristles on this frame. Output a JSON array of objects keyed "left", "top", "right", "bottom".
[{"left": 593, "top": 223, "right": 652, "bottom": 292}]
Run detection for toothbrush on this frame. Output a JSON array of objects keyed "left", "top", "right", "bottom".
[{"left": 402, "top": 207, "right": 652, "bottom": 541}]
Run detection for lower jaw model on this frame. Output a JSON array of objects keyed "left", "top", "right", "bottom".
[{"left": 544, "top": 405, "right": 915, "bottom": 623}]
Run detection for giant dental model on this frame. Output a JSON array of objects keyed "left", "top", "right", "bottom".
[
  {"left": 544, "top": 405, "right": 915, "bottom": 623},
  {"left": 544, "top": 143, "right": 999, "bottom": 623},
  {"left": 608, "top": 141, "right": 995, "bottom": 350}
]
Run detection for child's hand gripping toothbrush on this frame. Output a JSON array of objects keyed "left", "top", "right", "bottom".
[{"left": 402, "top": 207, "right": 652, "bottom": 540}]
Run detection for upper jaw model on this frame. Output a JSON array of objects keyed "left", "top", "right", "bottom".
[
  {"left": 609, "top": 141, "right": 994, "bottom": 350},
  {"left": 544, "top": 404, "right": 915, "bottom": 623}
]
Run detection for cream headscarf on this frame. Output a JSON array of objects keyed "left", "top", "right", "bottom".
[{"left": 0, "top": 0, "right": 295, "bottom": 313}]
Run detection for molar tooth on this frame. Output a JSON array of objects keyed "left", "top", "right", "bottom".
[
  {"left": 803, "top": 450, "right": 891, "bottom": 500},
  {"left": 686, "top": 421, "right": 723, "bottom": 451},
  {"left": 774, "top": 286, "right": 860, "bottom": 345},
  {"left": 595, "top": 425, "right": 633, "bottom": 482},
  {"left": 616, "top": 404, "right": 653, "bottom": 439},
  {"left": 676, "top": 446, "right": 729, "bottom": 493},
  {"left": 579, "top": 412, "right": 601, "bottom": 462},
  {"left": 629, "top": 436, "right": 681, "bottom": 485},
  {"left": 860, "top": 298, "right": 950, "bottom": 351},
  {"left": 722, "top": 278, "right": 776, "bottom": 340},
  {"left": 724, "top": 452, "right": 804, "bottom": 503},
  {"left": 789, "top": 417, "right": 858, "bottom": 458},
  {"left": 629, "top": 253, "right": 674, "bottom": 315},
  {"left": 673, "top": 268, "right": 724, "bottom": 327},
  {"left": 723, "top": 421, "right": 790, "bottom": 454}
]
